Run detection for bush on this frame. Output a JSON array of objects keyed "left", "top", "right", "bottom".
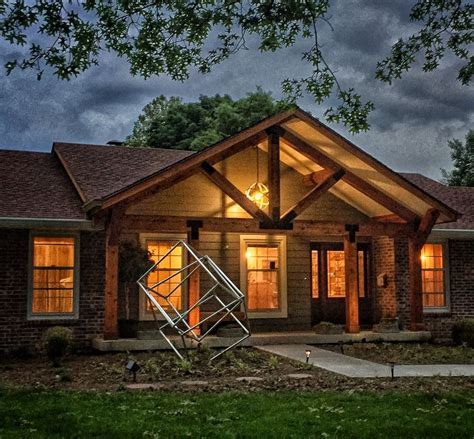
[
  {"left": 452, "top": 319, "right": 474, "bottom": 347},
  {"left": 43, "top": 327, "right": 73, "bottom": 367}
]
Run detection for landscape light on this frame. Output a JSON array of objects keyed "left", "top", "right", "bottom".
[
  {"left": 305, "top": 349, "right": 312, "bottom": 363},
  {"left": 388, "top": 361, "right": 395, "bottom": 379},
  {"left": 126, "top": 360, "right": 141, "bottom": 382}
]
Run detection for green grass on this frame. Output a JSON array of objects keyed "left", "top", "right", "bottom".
[{"left": 0, "top": 388, "right": 473, "bottom": 438}]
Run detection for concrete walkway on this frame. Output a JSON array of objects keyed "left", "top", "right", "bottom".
[{"left": 257, "top": 344, "right": 474, "bottom": 378}]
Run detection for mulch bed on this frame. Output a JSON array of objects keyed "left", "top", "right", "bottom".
[
  {"left": 319, "top": 342, "right": 474, "bottom": 365},
  {"left": 1, "top": 346, "right": 473, "bottom": 394}
]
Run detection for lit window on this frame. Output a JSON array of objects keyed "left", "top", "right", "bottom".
[
  {"left": 246, "top": 245, "right": 279, "bottom": 311},
  {"left": 241, "top": 235, "right": 287, "bottom": 318},
  {"left": 311, "top": 250, "right": 319, "bottom": 298},
  {"left": 326, "top": 250, "right": 366, "bottom": 298},
  {"left": 31, "top": 236, "right": 76, "bottom": 315},
  {"left": 421, "top": 243, "right": 447, "bottom": 309},
  {"left": 146, "top": 241, "right": 183, "bottom": 311}
]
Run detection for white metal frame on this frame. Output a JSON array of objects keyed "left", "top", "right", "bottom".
[{"left": 137, "top": 240, "right": 250, "bottom": 361}]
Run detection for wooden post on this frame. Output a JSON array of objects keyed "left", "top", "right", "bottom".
[
  {"left": 187, "top": 220, "right": 202, "bottom": 336},
  {"left": 408, "top": 237, "right": 424, "bottom": 331},
  {"left": 408, "top": 209, "right": 440, "bottom": 331},
  {"left": 104, "top": 208, "right": 123, "bottom": 340},
  {"left": 344, "top": 225, "right": 359, "bottom": 333},
  {"left": 267, "top": 128, "right": 281, "bottom": 222}
]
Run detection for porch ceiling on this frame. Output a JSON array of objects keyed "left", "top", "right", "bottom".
[{"left": 281, "top": 117, "right": 456, "bottom": 223}]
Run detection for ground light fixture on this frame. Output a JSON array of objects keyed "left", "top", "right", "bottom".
[
  {"left": 388, "top": 361, "right": 396, "bottom": 379},
  {"left": 245, "top": 145, "right": 269, "bottom": 209},
  {"left": 126, "top": 360, "right": 141, "bottom": 382},
  {"left": 305, "top": 349, "right": 312, "bottom": 363}
]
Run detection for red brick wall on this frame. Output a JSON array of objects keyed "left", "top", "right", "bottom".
[
  {"left": 424, "top": 239, "right": 474, "bottom": 339},
  {"left": 372, "top": 236, "right": 397, "bottom": 321},
  {"left": 0, "top": 229, "right": 106, "bottom": 354}
]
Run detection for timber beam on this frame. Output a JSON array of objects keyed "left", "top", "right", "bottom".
[
  {"left": 281, "top": 129, "right": 419, "bottom": 223},
  {"left": 408, "top": 208, "right": 440, "bottom": 331},
  {"left": 122, "top": 215, "right": 413, "bottom": 237},
  {"left": 200, "top": 161, "right": 272, "bottom": 224},
  {"left": 266, "top": 127, "right": 282, "bottom": 222},
  {"left": 281, "top": 168, "right": 345, "bottom": 224},
  {"left": 104, "top": 207, "right": 125, "bottom": 340}
]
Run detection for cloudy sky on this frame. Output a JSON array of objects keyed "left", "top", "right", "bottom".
[{"left": 1, "top": 0, "right": 472, "bottom": 180}]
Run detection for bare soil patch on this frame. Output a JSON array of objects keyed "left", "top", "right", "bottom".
[{"left": 1, "top": 346, "right": 472, "bottom": 394}]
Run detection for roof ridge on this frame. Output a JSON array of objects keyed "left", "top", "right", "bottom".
[{"left": 53, "top": 141, "right": 195, "bottom": 153}]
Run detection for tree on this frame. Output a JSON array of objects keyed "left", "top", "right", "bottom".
[
  {"left": 441, "top": 130, "right": 474, "bottom": 186},
  {"left": 125, "top": 88, "right": 290, "bottom": 150},
  {"left": 1, "top": 1, "right": 472, "bottom": 133}
]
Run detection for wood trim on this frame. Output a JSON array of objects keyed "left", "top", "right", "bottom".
[
  {"left": 373, "top": 214, "right": 406, "bottom": 224},
  {"left": 291, "top": 109, "right": 459, "bottom": 221},
  {"left": 417, "top": 208, "right": 440, "bottom": 246},
  {"left": 122, "top": 215, "right": 413, "bottom": 237},
  {"left": 266, "top": 127, "right": 281, "bottom": 221},
  {"left": 200, "top": 162, "right": 271, "bottom": 224},
  {"left": 281, "top": 129, "right": 419, "bottom": 223},
  {"left": 302, "top": 169, "right": 334, "bottom": 187},
  {"left": 187, "top": 231, "right": 201, "bottom": 336},
  {"left": 97, "top": 110, "right": 298, "bottom": 211},
  {"left": 344, "top": 235, "right": 359, "bottom": 333},
  {"left": 281, "top": 168, "right": 345, "bottom": 223},
  {"left": 408, "top": 236, "right": 423, "bottom": 331},
  {"left": 104, "top": 207, "right": 124, "bottom": 339}
]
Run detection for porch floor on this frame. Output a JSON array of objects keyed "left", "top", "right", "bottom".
[{"left": 92, "top": 330, "right": 431, "bottom": 352}]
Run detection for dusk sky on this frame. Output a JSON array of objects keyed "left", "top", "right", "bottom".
[{"left": 1, "top": 0, "right": 472, "bottom": 180}]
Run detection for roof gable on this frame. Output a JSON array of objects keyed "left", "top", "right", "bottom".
[{"left": 0, "top": 150, "right": 85, "bottom": 220}]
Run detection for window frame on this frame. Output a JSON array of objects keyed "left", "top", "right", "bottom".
[
  {"left": 139, "top": 233, "right": 188, "bottom": 321},
  {"left": 27, "top": 231, "right": 80, "bottom": 320},
  {"left": 422, "top": 240, "right": 450, "bottom": 314},
  {"left": 240, "top": 234, "right": 287, "bottom": 319}
]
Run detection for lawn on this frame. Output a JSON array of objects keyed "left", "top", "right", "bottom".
[{"left": 0, "top": 387, "right": 473, "bottom": 438}]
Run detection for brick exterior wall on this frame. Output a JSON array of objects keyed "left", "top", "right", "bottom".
[
  {"left": 372, "top": 236, "right": 397, "bottom": 321},
  {"left": 424, "top": 239, "right": 474, "bottom": 339},
  {"left": 0, "top": 229, "right": 105, "bottom": 354}
]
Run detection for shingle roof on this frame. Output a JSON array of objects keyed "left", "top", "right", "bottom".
[
  {"left": 0, "top": 150, "right": 85, "bottom": 220},
  {"left": 54, "top": 142, "right": 195, "bottom": 202},
  {"left": 0, "top": 143, "right": 472, "bottom": 231},
  {"left": 401, "top": 173, "right": 474, "bottom": 230}
]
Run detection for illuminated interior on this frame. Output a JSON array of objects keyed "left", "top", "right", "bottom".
[
  {"left": 146, "top": 241, "right": 183, "bottom": 311},
  {"left": 32, "top": 236, "right": 75, "bottom": 314},
  {"left": 311, "top": 250, "right": 319, "bottom": 298},
  {"left": 246, "top": 245, "right": 279, "bottom": 310},
  {"left": 421, "top": 243, "right": 446, "bottom": 308},
  {"left": 311, "top": 249, "right": 366, "bottom": 299}
]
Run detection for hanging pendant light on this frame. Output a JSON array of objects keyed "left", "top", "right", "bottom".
[{"left": 245, "top": 146, "right": 269, "bottom": 209}]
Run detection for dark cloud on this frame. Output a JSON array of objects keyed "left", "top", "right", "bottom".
[{"left": 0, "top": 0, "right": 472, "bottom": 180}]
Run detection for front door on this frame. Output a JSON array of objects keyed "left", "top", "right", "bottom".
[{"left": 310, "top": 242, "right": 372, "bottom": 327}]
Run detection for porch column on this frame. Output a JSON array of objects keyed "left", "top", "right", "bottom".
[
  {"left": 408, "top": 208, "right": 440, "bottom": 331},
  {"left": 344, "top": 224, "right": 359, "bottom": 333},
  {"left": 408, "top": 237, "right": 424, "bottom": 331},
  {"left": 187, "top": 220, "right": 202, "bottom": 336},
  {"left": 104, "top": 208, "right": 123, "bottom": 340}
]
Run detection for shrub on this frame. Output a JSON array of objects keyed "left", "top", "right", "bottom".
[
  {"left": 43, "top": 326, "right": 73, "bottom": 367},
  {"left": 452, "top": 319, "right": 474, "bottom": 347}
]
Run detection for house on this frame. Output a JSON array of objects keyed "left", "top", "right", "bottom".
[{"left": 0, "top": 107, "right": 473, "bottom": 353}]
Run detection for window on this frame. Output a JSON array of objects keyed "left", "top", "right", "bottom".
[
  {"left": 421, "top": 243, "right": 448, "bottom": 310},
  {"left": 325, "top": 250, "right": 366, "bottom": 298},
  {"left": 311, "top": 250, "right": 319, "bottom": 298},
  {"left": 29, "top": 235, "right": 78, "bottom": 318},
  {"left": 311, "top": 244, "right": 368, "bottom": 300},
  {"left": 146, "top": 240, "right": 184, "bottom": 312},
  {"left": 241, "top": 235, "right": 287, "bottom": 318}
]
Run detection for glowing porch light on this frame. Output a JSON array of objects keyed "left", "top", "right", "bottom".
[{"left": 245, "top": 181, "right": 269, "bottom": 210}]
